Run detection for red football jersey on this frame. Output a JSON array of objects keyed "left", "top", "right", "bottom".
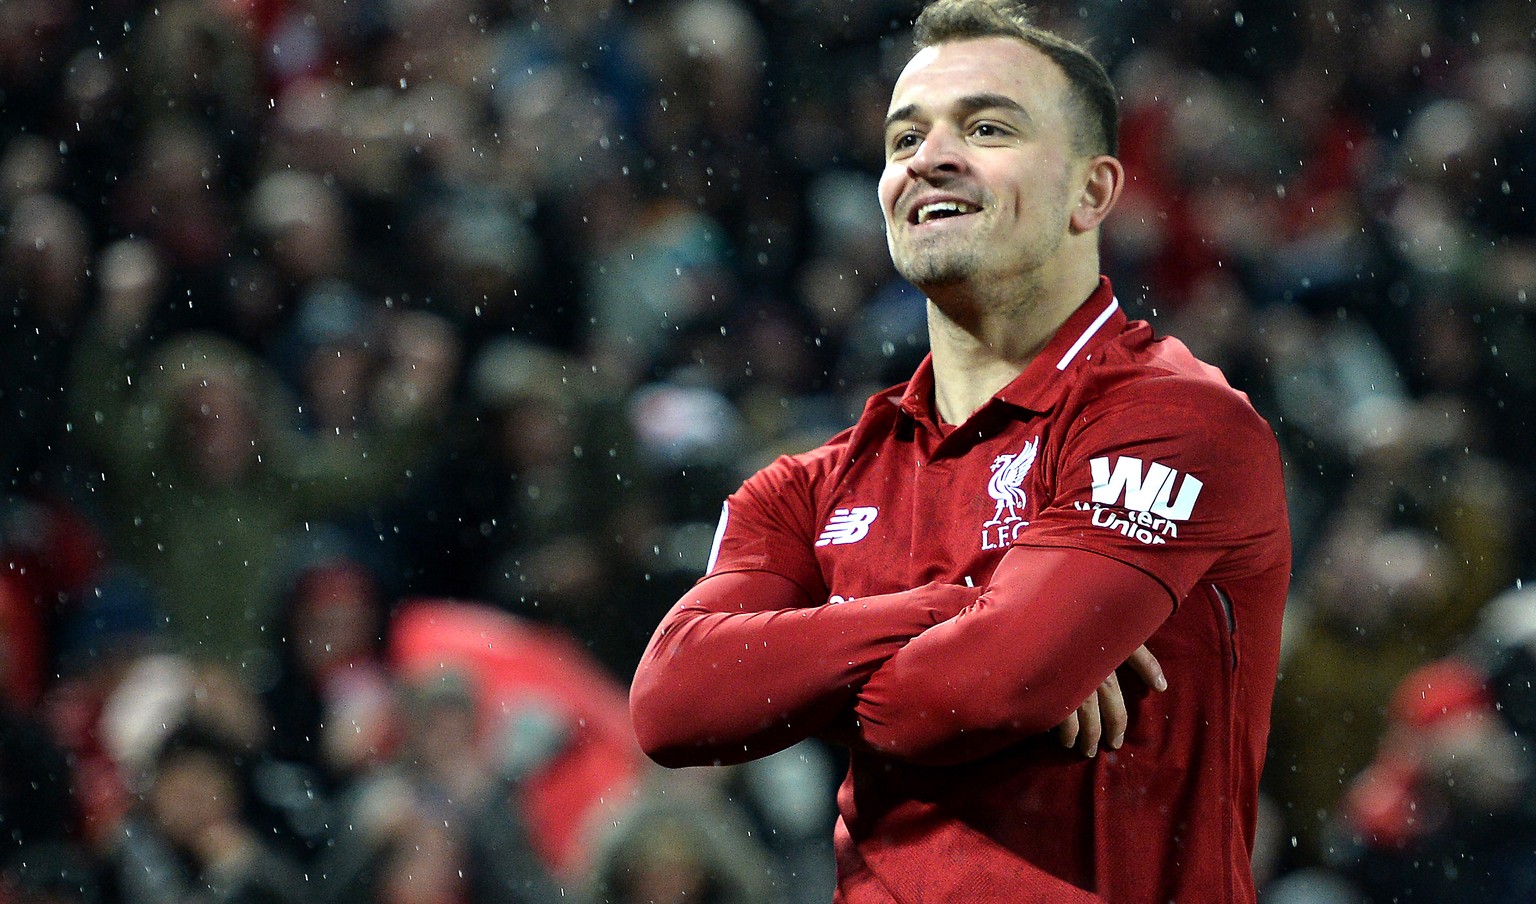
[{"left": 639, "top": 279, "right": 1290, "bottom": 903}]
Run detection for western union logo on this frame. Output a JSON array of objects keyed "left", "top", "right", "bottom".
[{"left": 1089, "top": 456, "right": 1203, "bottom": 522}]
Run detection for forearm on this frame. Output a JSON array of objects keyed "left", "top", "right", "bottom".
[
  {"left": 852, "top": 547, "right": 1171, "bottom": 765},
  {"left": 631, "top": 573, "right": 977, "bottom": 767}
]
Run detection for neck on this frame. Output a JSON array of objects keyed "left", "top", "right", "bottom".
[{"left": 925, "top": 264, "right": 1099, "bottom": 425}]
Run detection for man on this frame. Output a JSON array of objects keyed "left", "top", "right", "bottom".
[{"left": 630, "top": 1, "right": 1290, "bottom": 901}]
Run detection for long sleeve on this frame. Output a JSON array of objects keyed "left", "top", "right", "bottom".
[
  {"left": 851, "top": 546, "right": 1173, "bottom": 765},
  {"left": 848, "top": 367, "right": 1285, "bottom": 767},
  {"left": 630, "top": 570, "right": 978, "bottom": 767}
]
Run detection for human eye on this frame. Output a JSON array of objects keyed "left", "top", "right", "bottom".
[
  {"left": 888, "top": 129, "right": 922, "bottom": 158},
  {"left": 970, "top": 120, "right": 1012, "bottom": 140}
]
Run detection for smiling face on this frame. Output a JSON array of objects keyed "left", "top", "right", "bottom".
[{"left": 879, "top": 36, "right": 1089, "bottom": 296}]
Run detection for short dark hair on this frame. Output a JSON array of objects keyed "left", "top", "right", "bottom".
[{"left": 912, "top": 0, "right": 1118, "bottom": 157}]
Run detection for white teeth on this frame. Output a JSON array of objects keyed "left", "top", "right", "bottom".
[{"left": 916, "top": 200, "right": 978, "bottom": 224}]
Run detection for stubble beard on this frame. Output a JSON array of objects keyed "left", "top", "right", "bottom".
[
  {"left": 890, "top": 236, "right": 982, "bottom": 290},
  {"left": 889, "top": 214, "right": 1066, "bottom": 304}
]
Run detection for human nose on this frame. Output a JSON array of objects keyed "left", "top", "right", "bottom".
[{"left": 906, "top": 124, "right": 966, "bottom": 179}]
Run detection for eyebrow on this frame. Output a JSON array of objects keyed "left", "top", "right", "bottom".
[{"left": 883, "top": 93, "right": 1032, "bottom": 132}]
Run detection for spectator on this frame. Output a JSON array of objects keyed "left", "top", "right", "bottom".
[
  {"left": 1334, "top": 637, "right": 1536, "bottom": 902},
  {"left": 258, "top": 530, "right": 391, "bottom": 784},
  {"left": 317, "top": 670, "right": 564, "bottom": 904},
  {"left": 68, "top": 268, "right": 452, "bottom": 663},
  {"left": 0, "top": 194, "right": 93, "bottom": 492},
  {"left": 583, "top": 778, "right": 777, "bottom": 904},
  {"left": 108, "top": 721, "right": 308, "bottom": 904}
]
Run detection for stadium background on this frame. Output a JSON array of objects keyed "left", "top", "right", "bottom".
[{"left": 1, "top": 0, "right": 1533, "bottom": 901}]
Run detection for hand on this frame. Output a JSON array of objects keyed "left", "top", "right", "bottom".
[{"left": 1057, "top": 644, "right": 1167, "bottom": 757}]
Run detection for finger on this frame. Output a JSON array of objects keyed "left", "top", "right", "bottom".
[
  {"left": 1058, "top": 712, "right": 1080, "bottom": 749},
  {"left": 1125, "top": 644, "right": 1168, "bottom": 691},
  {"left": 1077, "top": 690, "right": 1102, "bottom": 757},
  {"left": 1098, "top": 671, "right": 1128, "bottom": 750}
]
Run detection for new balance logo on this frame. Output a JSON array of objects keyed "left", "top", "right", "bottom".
[
  {"left": 1089, "top": 456, "right": 1203, "bottom": 521},
  {"left": 816, "top": 507, "right": 879, "bottom": 546}
]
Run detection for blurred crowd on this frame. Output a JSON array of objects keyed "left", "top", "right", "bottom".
[{"left": 0, "top": 0, "right": 1532, "bottom": 901}]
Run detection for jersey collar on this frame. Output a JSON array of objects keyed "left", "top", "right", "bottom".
[
  {"left": 895, "top": 277, "right": 1125, "bottom": 425},
  {"left": 998, "top": 276, "right": 1124, "bottom": 412}
]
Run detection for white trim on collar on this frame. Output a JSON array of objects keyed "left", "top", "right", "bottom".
[{"left": 1054, "top": 297, "right": 1120, "bottom": 371}]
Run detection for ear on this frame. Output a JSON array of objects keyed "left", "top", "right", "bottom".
[{"left": 1069, "top": 155, "right": 1124, "bottom": 234}]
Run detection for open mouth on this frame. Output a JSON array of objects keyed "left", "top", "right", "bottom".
[{"left": 912, "top": 200, "right": 981, "bottom": 225}]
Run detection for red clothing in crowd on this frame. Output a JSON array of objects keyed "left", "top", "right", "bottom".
[{"left": 632, "top": 279, "right": 1290, "bottom": 903}]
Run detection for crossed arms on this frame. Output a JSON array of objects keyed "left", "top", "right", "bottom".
[{"left": 630, "top": 544, "right": 1172, "bottom": 768}]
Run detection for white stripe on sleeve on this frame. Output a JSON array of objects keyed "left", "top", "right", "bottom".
[{"left": 705, "top": 500, "right": 730, "bottom": 575}]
